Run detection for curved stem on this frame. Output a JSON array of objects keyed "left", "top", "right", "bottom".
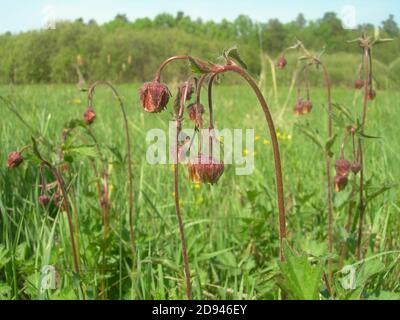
[
  {"left": 216, "top": 64, "right": 286, "bottom": 260},
  {"left": 207, "top": 74, "right": 218, "bottom": 157},
  {"left": 87, "top": 81, "right": 135, "bottom": 252},
  {"left": 155, "top": 56, "right": 190, "bottom": 82},
  {"left": 174, "top": 83, "right": 192, "bottom": 299}
]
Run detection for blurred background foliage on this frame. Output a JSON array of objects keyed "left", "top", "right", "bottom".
[{"left": 0, "top": 12, "right": 399, "bottom": 87}]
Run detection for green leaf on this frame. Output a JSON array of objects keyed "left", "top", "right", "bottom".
[
  {"left": 295, "top": 124, "right": 324, "bottom": 151},
  {"left": 278, "top": 243, "right": 324, "bottom": 300},
  {"left": 325, "top": 134, "right": 337, "bottom": 154},
  {"left": 188, "top": 57, "right": 213, "bottom": 74},
  {"left": 224, "top": 46, "right": 248, "bottom": 69}
]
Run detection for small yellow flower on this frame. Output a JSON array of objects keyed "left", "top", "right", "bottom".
[
  {"left": 255, "top": 135, "right": 261, "bottom": 141},
  {"left": 171, "top": 165, "right": 176, "bottom": 172},
  {"left": 243, "top": 149, "right": 249, "bottom": 156},
  {"left": 263, "top": 139, "right": 270, "bottom": 145},
  {"left": 192, "top": 183, "right": 201, "bottom": 189},
  {"left": 218, "top": 136, "right": 225, "bottom": 143},
  {"left": 287, "top": 134, "right": 292, "bottom": 140},
  {"left": 172, "top": 192, "right": 176, "bottom": 197}
]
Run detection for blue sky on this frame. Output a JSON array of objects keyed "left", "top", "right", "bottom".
[{"left": 1, "top": 0, "right": 399, "bottom": 33}]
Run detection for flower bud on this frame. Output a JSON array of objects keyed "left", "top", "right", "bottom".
[
  {"left": 140, "top": 81, "right": 170, "bottom": 113},
  {"left": 277, "top": 56, "right": 287, "bottom": 70},
  {"left": 334, "top": 175, "right": 348, "bottom": 192},
  {"left": 7, "top": 151, "right": 23, "bottom": 169},
  {"left": 351, "top": 162, "right": 362, "bottom": 175},
  {"left": 368, "top": 89, "right": 376, "bottom": 101},
  {"left": 187, "top": 154, "right": 224, "bottom": 185},
  {"left": 354, "top": 79, "right": 364, "bottom": 90},
  {"left": 39, "top": 195, "right": 51, "bottom": 207},
  {"left": 335, "top": 159, "right": 351, "bottom": 177},
  {"left": 84, "top": 107, "right": 96, "bottom": 125},
  {"left": 187, "top": 103, "right": 205, "bottom": 126}
]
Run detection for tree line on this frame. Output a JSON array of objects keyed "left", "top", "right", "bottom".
[{"left": 0, "top": 12, "right": 399, "bottom": 85}]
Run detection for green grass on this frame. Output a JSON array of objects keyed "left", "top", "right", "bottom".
[{"left": 0, "top": 83, "right": 399, "bottom": 300}]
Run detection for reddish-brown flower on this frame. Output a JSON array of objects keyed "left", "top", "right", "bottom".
[
  {"left": 301, "top": 100, "right": 313, "bottom": 114},
  {"left": 335, "top": 159, "right": 351, "bottom": 177},
  {"left": 7, "top": 151, "right": 23, "bottom": 169},
  {"left": 39, "top": 195, "right": 51, "bottom": 207},
  {"left": 277, "top": 56, "right": 287, "bottom": 70},
  {"left": 187, "top": 154, "right": 224, "bottom": 185},
  {"left": 294, "top": 100, "right": 304, "bottom": 116},
  {"left": 84, "top": 107, "right": 96, "bottom": 125},
  {"left": 334, "top": 175, "right": 348, "bottom": 192},
  {"left": 354, "top": 79, "right": 364, "bottom": 90},
  {"left": 140, "top": 81, "right": 170, "bottom": 113},
  {"left": 368, "top": 89, "right": 376, "bottom": 100}
]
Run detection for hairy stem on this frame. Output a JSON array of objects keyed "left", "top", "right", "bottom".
[
  {"left": 217, "top": 64, "right": 286, "bottom": 260},
  {"left": 174, "top": 83, "right": 192, "bottom": 299},
  {"left": 356, "top": 44, "right": 370, "bottom": 260},
  {"left": 87, "top": 81, "right": 135, "bottom": 252},
  {"left": 155, "top": 56, "right": 190, "bottom": 82}
]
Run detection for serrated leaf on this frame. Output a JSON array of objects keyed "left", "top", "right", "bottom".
[{"left": 278, "top": 242, "right": 324, "bottom": 300}]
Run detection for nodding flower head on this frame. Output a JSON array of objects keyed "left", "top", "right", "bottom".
[
  {"left": 368, "top": 89, "right": 376, "bottom": 101},
  {"left": 38, "top": 195, "right": 51, "bottom": 207},
  {"left": 140, "top": 81, "right": 170, "bottom": 113},
  {"left": 335, "top": 159, "right": 351, "bottom": 177},
  {"left": 277, "top": 56, "right": 287, "bottom": 70},
  {"left": 354, "top": 79, "right": 365, "bottom": 90},
  {"left": 294, "top": 99, "right": 312, "bottom": 116},
  {"left": 334, "top": 175, "right": 348, "bottom": 192},
  {"left": 351, "top": 162, "right": 362, "bottom": 175},
  {"left": 301, "top": 100, "right": 313, "bottom": 114},
  {"left": 187, "top": 154, "right": 224, "bottom": 185},
  {"left": 7, "top": 151, "right": 23, "bottom": 169},
  {"left": 84, "top": 107, "right": 96, "bottom": 125},
  {"left": 187, "top": 103, "right": 205, "bottom": 126}
]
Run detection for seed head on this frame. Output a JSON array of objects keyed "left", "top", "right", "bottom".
[
  {"left": 140, "top": 81, "right": 170, "bottom": 113},
  {"left": 187, "top": 154, "right": 224, "bottom": 185},
  {"left": 354, "top": 79, "right": 364, "bottom": 90},
  {"left": 368, "top": 89, "right": 376, "bottom": 101},
  {"left": 334, "top": 175, "right": 348, "bottom": 192},
  {"left": 277, "top": 56, "right": 287, "bottom": 70},
  {"left": 335, "top": 159, "right": 351, "bottom": 177},
  {"left": 84, "top": 107, "right": 96, "bottom": 125},
  {"left": 39, "top": 195, "right": 51, "bottom": 207},
  {"left": 7, "top": 151, "right": 23, "bottom": 169}
]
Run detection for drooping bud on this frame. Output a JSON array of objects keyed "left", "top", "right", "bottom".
[
  {"left": 277, "top": 56, "right": 287, "bottom": 70},
  {"left": 187, "top": 154, "right": 224, "bottom": 185},
  {"left": 354, "top": 79, "right": 364, "bottom": 89},
  {"left": 53, "top": 192, "right": 62, "bottom": 208},
  {"left": 7, "top": 151, "right": 23, "bottom": 169},
  {"left": 334, "top": 175, "right": 348, "bottom": 192},
  {"left": 335, "top": 159, "right": 351, "bottom": 177},
  {"left": 39, "top": 195, "right": 51, "bottom": 207},
  {"left": 84, "top": 107, "right": 96, "bottom": 125},
  {"left": 351, "top": 162, "right": 362, "bottom": 175},
  {"left": 368, "top": 89, "right": 376, "bottom": 100},
  {"left": 140, "top": 81, "right": 170, "bottom": 113},
  {"left": 187, "top": 103, "right": 205, "bottom": 127}
]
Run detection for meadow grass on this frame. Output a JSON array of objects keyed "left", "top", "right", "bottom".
[{"left": 0, "top": 83, "right": 399, "bottom": 300}]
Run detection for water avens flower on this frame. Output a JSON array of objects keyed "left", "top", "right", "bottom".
[
  {"left": 84, "top": 107, "right": 96, "bottom": 125},
  {"left": 354, "top": 79, "right": 364, "bottom": 89},
  {"left": 334, "top": 175, "right": 348, "bottom": 192},
  {"left": 140, "top": 81, "right": 170, "bottom": 113},
  {"left": 7, "top": 151, "right": 23, "bottom": 169},
  {"left": 335, "top": 159, "right": 351, "bottom": 177},
  {"left": 187, "top": 154, "right": 224, "bottom": 185},
  {"left": 39, "top": 195, "right": 51, "bottom": 207},
  {"left": 368, "top": 89, "right": 376, "bottom": 101},
  {"left": 277, "top": 56, "right": 287, "bottom": 70}
]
